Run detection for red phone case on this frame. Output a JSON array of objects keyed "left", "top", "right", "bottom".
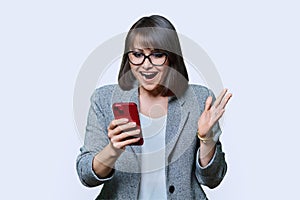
[{"left": 112, "top": 102, "right": 144, "bottom": 145}]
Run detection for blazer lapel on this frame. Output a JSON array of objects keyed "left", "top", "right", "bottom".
[
  {"left": 111, "top": 86, "right": 142, "bottom": 154},
  {"left": 126, "top": 88, "right": 142, "bottom": 155},
  {"left": 165, "top": 95, "right": 190, "bottom": 161},
  {"left": 110, "top": 86, "right": 142, "bottom": 172}
]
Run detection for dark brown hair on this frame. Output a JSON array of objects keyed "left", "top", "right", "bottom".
[{"left": 118, "top": 15, "right": 189, "bottom": 97}]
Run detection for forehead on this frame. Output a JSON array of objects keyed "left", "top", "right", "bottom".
[
  {"left": 126, "top": 27, "right": 181, "bottom": 55},
  {"left": 130, "top": 34, "right": 157, "bottom": 50}
]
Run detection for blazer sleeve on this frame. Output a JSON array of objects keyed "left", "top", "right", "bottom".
[
  {"left": 195, "top": 141, "right": 227, "bottom": 188},
  {"left": 76, "top": 90, "right": 114, "bottom": 187},
  {"left": 194, "top": 88, "right": 227, "bottom": 188}
]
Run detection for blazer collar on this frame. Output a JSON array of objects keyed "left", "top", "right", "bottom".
[
  {"left": 114, "top": 85, "right": 186, "bottom": 103},
  {"left": 111, "top": 85, "right": 190, "bottom": 159}
]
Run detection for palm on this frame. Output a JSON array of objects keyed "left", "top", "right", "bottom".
[{"left": 197, "top": 89, "right": 232, "bottom": 138}]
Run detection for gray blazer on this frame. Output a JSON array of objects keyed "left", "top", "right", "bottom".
[{"left": 76, "top": 84, "right": 227, "bottom": 200}]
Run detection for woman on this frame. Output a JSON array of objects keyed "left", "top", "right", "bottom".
[{"left": 76, "top": 15, "right": 232, "bottom": 199}]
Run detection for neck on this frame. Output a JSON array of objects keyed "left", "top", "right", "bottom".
[{"left": 138, "top": 86, "right": 168, "bottom": 118}]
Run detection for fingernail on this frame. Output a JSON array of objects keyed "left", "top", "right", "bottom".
[{"left": 130, "top": 122, "right": 136, "bottom": 126}]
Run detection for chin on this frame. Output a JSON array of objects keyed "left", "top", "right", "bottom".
[
  {"left": 140, "top": 84, "right": 165, "bottom": 96},
  {"left": 140, "top": 84, "right": 157, "bottom": 91}
]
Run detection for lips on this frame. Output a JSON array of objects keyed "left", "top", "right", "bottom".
[{"left": 139, "top": 72, "right": 158, "bottom": 80}]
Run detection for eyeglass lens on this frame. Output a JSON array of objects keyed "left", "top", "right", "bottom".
[{"left": 128, "top": 51, "right": 167, "bottom": 66}]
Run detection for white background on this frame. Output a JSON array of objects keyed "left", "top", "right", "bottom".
[{"left": 1, "top": 0, "right": 299, "bottom": 199}]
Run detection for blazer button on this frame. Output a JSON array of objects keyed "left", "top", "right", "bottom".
[{"left": 169, "top": 185, "right": 175, "bottom": 193}]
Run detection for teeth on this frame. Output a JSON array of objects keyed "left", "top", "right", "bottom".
[
  {"left": 140, "top": 72, "right": 158, "bottom": 79},
  {"left": 141, "top": 72, "right": 155, "bottom": 75}
]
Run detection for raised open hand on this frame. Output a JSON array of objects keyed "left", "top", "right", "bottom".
[{"left": 197, "top": 89, "right": 232, "bottom": 139}]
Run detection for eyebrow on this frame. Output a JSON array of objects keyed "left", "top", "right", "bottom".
[{"left": 133, "top": 48, "right": 144, "bottom": 52}]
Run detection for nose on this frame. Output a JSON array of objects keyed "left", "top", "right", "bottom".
[{"left": 142, "top": 57, "right": 153, "bottom": 70}]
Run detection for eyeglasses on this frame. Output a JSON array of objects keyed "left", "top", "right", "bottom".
[{"left": 127, "top": 51, "right": 168, "bottom": 66}]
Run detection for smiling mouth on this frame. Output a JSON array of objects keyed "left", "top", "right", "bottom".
[{"left": 139, "top": 72, "right": 158, "bottom": 80}]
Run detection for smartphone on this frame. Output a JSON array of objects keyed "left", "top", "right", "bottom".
[{"left": 112, "top": 102, "right": 144, "bottom": 145}]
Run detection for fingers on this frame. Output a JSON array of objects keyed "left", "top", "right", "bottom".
[
  {"left": 213, "top": 90, "right": 232, "bottom": 120},
  {"left": 214, "top": 88, "right": 228, "bottom": 107},
  {"left": 213, "top": 89, "right": 232, "bottom": 109},
  {"left": 210, "top": 89, "right": 232, "bottom": 121},
  {"left": 205, "top": 96, "right": 213, "bottom": 111},
  {"left": 108, "top": 120, "right": 136, "bottom": 138},
  {"left": 112, "top": 137, "right": 141, "bottom": 149},
  {"left": 219, "top": 93, "right": 233, "bottom": 109},
  {"left": 110, "top": 129, "right": 141, "bottom": 149},
  {"left": 110, "top": 129, "right": 140, "bottom": 143},
  {"left": 108, "top": 118, "right": 141, "bottom": 149},
  {"left": 214, "top": 108, "right": 226, "bottom": 121},
  {"left": 108, "top": 118, "right": 129, "bottom": 130}
]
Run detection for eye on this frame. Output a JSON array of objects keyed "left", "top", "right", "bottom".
[
  {"left": 152, "top": 52, "right": 165, "bottom": 58},
  {"left": 132, "top": 52, "right": 144, "bottom": 58}
]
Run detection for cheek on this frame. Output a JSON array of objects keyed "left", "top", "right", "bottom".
[
  {"left": 160, "top": 62, "right": 169, "bottom": 74},
  {"left": 161, "top": 61, "right": 169, "bottom": 73},
  {"left": 129, "top": 65, "right": 140, "bottom": 79},
  {"left": 129, "top": 63, "right": 139, "bottom": 71}
]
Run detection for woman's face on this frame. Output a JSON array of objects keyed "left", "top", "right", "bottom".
[{"left": 129, "top": 47, "right": 169, "bottom": 95}]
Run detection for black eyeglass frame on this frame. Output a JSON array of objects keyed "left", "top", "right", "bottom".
[{"left": 127, "top": 51, "right": 169, "bottom": 66}]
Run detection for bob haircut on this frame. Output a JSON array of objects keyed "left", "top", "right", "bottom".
[{"left": 118, "top": 15, "right": 189, "bottom": 97}]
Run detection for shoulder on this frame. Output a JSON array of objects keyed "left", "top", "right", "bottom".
[
  {"left": 92, "top": 84, "right": 120, "bottom": 98},
  {"left": 188, "top": 84, "right": 211, "bottom": 98},
  {"left": 176, "top": 84, "right": 211, "bottom": 113},
  {"left": 93, "top": 84, "right": 118, "bottom": 97},
  {"left": 182, "top": 84, "right": 217, "bottom": 105},
  {"left": 187, "top": 84, "right": 217, "bottom": 104},
  {"left": 91, "top": 84, "right": 136, "bottom": 109},
  {"left": 189, "top": 84, "right": 209, "bottom": 93},
  {"left": 90, "top": 84, "right": 119, "bottom": 106}
]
